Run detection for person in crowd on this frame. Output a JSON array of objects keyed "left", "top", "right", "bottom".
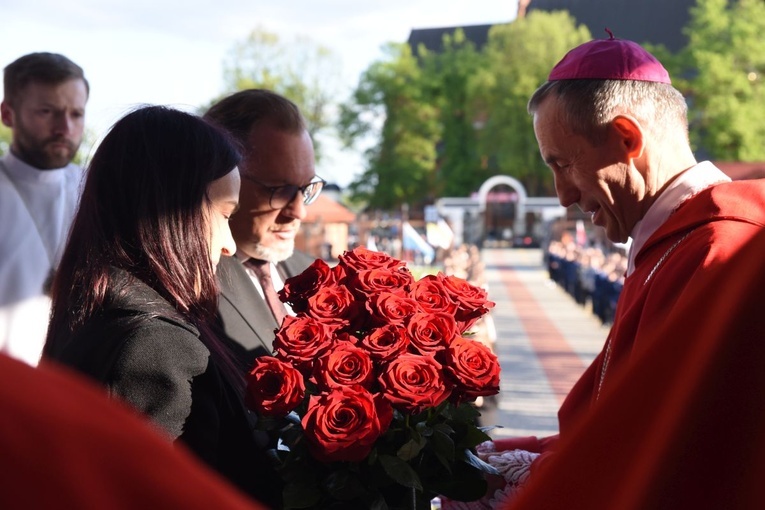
[
  {"left": 0, "top": 352, "right": 266, "bottom": 510},
  {"left": 204, "top": 90, "right": 323, "bottom": 367},
  {"left": 476, "top": 32, "right": 765, "bottom": 508},
  {"left": 0, "top": 52, "right": 88, "bottom": 366},
  {"left": 42, "top": 105, "right": 281, "bottom": 507}
]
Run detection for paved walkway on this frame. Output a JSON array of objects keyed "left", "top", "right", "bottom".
[{"left": 478, "top": 248, "right": 609, "bottom": 439}]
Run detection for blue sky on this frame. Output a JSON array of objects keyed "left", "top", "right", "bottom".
[{"left": 1, "top": 0, "right": 517, "bottom": 186}]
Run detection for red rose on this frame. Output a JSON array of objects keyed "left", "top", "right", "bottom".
[
  {"left": 366, "top": 292, "right": 419, "bottom": 327},
  {"left": 349, "top": 267, "right": 414, "bottom": 299},
  {"left": 245, "top": 357, "right": 305, "bottom": 416},
  {"left": 273, "top": 315, "right": 334, "bottom": 373},
  {"left": 306, "top": 284, "right": 361, "bottom": 330},
  {"left": 439, "top": 273, "right": 496, "bottom": 331},
  {"left": 313, "top": 343, "right": 374, "bottom": 390},
  {"left": 338, "top": 246, "right": 405, "bottom": 271},
  {"left": 331, "top": 262, "right": 349, "bottom": 283},
  {"left": 378, "top": 353, "right": 451, "bottom": 414},
  {"left": 444, "top": 337, "right": 501, "bottom": 401},
  {"left": 410, "top": 274, "right": 458, "bottom": 316},
  {"left": 359, "top": 324, "right": 409, "bottom": 363},
  {"left": 279, "top": 259, "right": 336, "bottom": 313},
  {"left": 406, "top": 312, "right": 459, "bottom": 356},
  {"left": 301, "top": 385, "right": 393, "bottom": 463},
  {"left": 333, "top": 331, "right": 359, "bottom": 344}
]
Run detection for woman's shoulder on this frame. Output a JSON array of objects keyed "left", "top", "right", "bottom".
[
  {"left": 53, "top": 272, "right": 208, "bottom": 382},
  {"left": 107, "top": 268, "right": 199, "bottom": 333},
  {"left": 115, "top": 317, "right": 210, "bottom": 372}
]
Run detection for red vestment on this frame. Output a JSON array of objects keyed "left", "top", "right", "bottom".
[
  {"left": 498, "top": 179, "right": 765, "bottom": 508},
  {"left": 0, "top": 354, "right": 266, "bottom": 510}
]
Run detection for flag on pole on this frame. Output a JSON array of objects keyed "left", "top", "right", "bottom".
[{"left": 402, "top": 222, "right": 435, "bottom": 264}]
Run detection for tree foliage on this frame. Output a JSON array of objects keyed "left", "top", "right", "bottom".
[
  {"left": 222, "top": 3, "right": 765, "bottom": 212},
  {"left": 339, "top": 43, "right": 441, "bottom": 210},
  {"left": 339, "top": 11, "right": 591, "bottom": 209},
  {"left": 214, "top": 27, "right": 342, "bottom": 161},
  {"left": 419, "top": 30, "right": 489, "bottom": 198},
  {"left": 477, "top": 12, "right": 590, "bottom": 196},
  {"left": 676, "top": 0, "right": 765, "bottom": 160}
]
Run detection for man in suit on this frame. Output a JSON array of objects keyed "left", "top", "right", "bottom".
[{"left": 205, "top": 90, "right": 323, "bottom": 369}]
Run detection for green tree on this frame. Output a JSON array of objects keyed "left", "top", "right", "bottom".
[
  {"left": 212, "top": 27, "right": 342, "bottom": 161},
  {"left": 340, "top": 11, "right": 590, "bottom": 208},
  {"left": 0, "top": 124, "right": 10, "bottom": 156},
  {"left": 339, "top": 43, "right": 441, "bottom": 210},
  {"left": 478, "top": 11, "right": 591, "bottom": 196},
  {"left": 677, "top": 0, "right": 765, "bottom": 160},
  {"left": 419, "top": 29, "right": 492, "bottom": 198}
]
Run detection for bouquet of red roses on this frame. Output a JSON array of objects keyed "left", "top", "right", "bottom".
[{"left": 245, "top": 246, "right": 501, "bottom": 509}]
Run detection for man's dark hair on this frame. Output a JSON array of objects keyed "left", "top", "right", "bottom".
[
  {"left": 3, "top": 52, "right": 89, "bottom": 106},
  {"left": 204, "top": 89, "right": 306, "bottom": 146}
]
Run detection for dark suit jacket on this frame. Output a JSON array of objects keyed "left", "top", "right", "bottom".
[
  {"left": 216, "top": 252, "right": 314, "bottom": 370},
  {"left": 46, "top": 269, "right": 281, "bottom": 508}
]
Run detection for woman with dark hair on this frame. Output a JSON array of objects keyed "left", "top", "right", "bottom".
[{"left": 43, "top": 105, "right": 281, "bottom": 507}]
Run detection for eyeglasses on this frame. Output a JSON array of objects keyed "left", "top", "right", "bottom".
[{"left": 241, "top": 174, "right": 326, "bottom": 209}]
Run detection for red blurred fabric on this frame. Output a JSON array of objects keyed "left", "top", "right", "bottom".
[{"left": 0, "top": 354, "right": 266, "bottom": 510}]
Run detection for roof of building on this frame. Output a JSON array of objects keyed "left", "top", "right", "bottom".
[
  {"left": 304, "top": 194, "right": 357, "bottom": 224},
  {"left": 407, "top": 23, "right": 497, "bottom": 55},
  {"left": 407, "top": 1, "right": 695, "bottom": 57},
  {"left": 527, "top": 0, "right": 695, "bottom": 52}
]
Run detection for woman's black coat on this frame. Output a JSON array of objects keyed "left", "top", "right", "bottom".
[{"left": 46, "top": 270, "right": 281, "bottom": 508}]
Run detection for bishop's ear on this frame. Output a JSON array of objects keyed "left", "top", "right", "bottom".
[{"left": 611, "top": 115, "right": 644, "bottom": 159}]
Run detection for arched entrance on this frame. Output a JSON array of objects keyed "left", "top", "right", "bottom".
[{"left": 476, "top": 176, "right": 528, "bottom": 246}]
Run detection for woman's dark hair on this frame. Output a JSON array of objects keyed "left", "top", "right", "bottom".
[{"left": 44, "top": 105, "right": 241, "bottom": 379}]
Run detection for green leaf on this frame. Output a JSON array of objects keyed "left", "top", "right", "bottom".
[
  {"left": 284, "top": 411, "right": 302, "bottom": 426},
  {"left": 430, "top": 428, "right": 456, "bottom": 468},
  {"left": 451, "top": 402, "right": 480, "bottom": 422},
  {"left": 398, "top": 437, "right": 426, "bottom": 461},
  {"left": 323, "top": 469, "right": 370, "bottom": 501},
  {"left": 379, "top": 454, "right": 423, "bottom": 490},
  {"left": 282, "top": 479, "right": 322, "bottom": 508},
  {"left": 479, "top": 424, "right": 502, "bottom": 434},
  {"left": 415, "top": 421, "right": 433, "bottom": 437},
  {"left": 461, "top": 448, "right": 500, "bottom": 476},
  {"left": 368, "top": 494, "right": 390, "bottom": 510},
  {"left": 432, "top": 422, "right": 455, "bottom": 436},
  {"left": 457, "top": 424, "right": 493, "bottom": 449},
  {"left": 427, "top": 459, "right": 489, "bottom": 502}
]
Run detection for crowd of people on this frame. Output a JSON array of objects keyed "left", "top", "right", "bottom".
[
  {"left": 3, "top": 30, "right": 765, "bottom": 509},
  {"left": 545, "top": 238, "right": 626, "bottom": 325}
]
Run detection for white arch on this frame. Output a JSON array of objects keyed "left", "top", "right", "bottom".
[
  {"left": 476, "top": 175, "right": 529, "bottom": 240},
  {"left": 476, "top": 175, "right": 528, "bottom": 212}
]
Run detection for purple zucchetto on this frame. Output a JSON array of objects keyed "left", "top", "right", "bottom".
[{"left": 548, "top": 28, "right": 671, "bottom": 84}]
